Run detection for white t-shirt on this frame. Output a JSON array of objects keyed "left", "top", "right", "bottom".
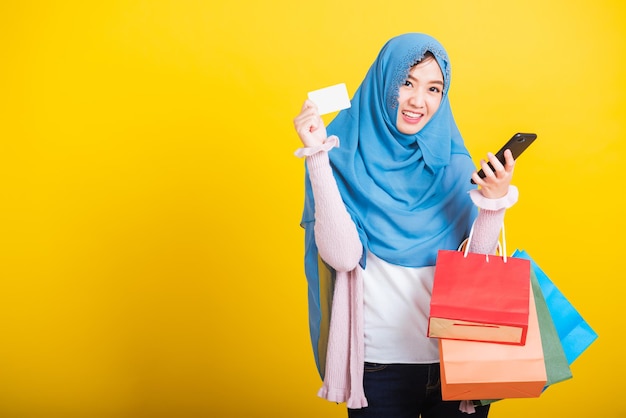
[{"left": 362, "top": 251, "right": 440, "bottom": 364}]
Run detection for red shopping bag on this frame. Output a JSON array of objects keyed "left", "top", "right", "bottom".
[
  {"left": 428, "top": 225, "right": 531, "bottom": 345},
  {"left": 440, "top": 286, "right": 547, "bottom": 400}
]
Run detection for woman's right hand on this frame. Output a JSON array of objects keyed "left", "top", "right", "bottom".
[{"left": 293, "top": 99, "right": 328, "bottom": 148}]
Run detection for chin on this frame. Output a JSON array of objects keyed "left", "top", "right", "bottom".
[{"left": 398, "top": 125, "right": 423, "bottom": 135}]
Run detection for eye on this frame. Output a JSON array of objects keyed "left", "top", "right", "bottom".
[
  {"left": 404, "top": 80, "right": 413, "bottom": 87},
  {"left": 429, "top": 86, "right": 442, "bottom": 94}
]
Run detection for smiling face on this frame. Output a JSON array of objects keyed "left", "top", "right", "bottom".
[{"left": 395, "top": 55, "right": 444, "bottom": 135}]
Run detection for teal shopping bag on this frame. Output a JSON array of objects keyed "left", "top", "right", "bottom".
[{"left": 513, "top": 249, "right": 598, "bottom": 364}]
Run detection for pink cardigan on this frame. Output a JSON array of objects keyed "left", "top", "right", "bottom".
[{"left": 303, "top": 144, "right": 518, "bottom": 409}]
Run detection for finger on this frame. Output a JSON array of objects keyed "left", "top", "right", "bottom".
[
  {"left": 293, "top": 114, "right": 308, "bottom": 131},
  {"left": 296, "top": 103, "right": 320, "bottom": 124},
  {"left": 471, "top": 171, "right": 485, "bottom": 186},
  {"left": 486, "top": 152, "right": 504, "bottom": 171},
  {"left": 302, "top": 99, "right": 319, "bottom": 113},
  {"left": 294, "top": 107, "right": 318, "bottom": 128},
  {"left": 480, "top": 158, "right": 496, "bottom": 180},
  {"left": 488, "top": 152, "right": 513, "bottom": 179},
  {"left": 296, "top": 119, "right": 317, "bottom": 137},
  {"left": 307, "top": 117, "right": 319, "bottom": 133},
  {"left": 502, "top": 149, "right": 516, "bottom": 171}
]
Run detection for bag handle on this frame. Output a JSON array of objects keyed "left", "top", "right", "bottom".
[{"left": 461, "top": 221, "right": 507, "bottom": 262}]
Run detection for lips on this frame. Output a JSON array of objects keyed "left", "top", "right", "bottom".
[{"left": 402, "top": 110, "right": 423, "bottom": 123}]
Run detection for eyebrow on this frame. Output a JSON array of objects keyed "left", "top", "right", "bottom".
[{"left": 407, "top": 74, "right": 444, "bottom": 86}]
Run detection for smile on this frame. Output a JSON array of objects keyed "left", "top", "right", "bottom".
[{"left": 402, "top": 111, "right": 423, "bottom": 121}]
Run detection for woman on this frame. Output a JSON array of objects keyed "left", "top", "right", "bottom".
[{"left": 293, "top": 33, "right": 518, "bottom": 417}]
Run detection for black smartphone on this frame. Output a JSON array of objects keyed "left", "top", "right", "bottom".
[{"left": 471, "top": 132, "right": 537, "bottom": 184}]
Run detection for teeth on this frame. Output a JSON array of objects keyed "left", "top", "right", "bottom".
[{"left": 403, "top": 111, "right": 422, "bottom": 118}]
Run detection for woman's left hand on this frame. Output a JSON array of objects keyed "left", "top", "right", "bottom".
[{"left": 471, "top": 149, "right": 515, "bottom": 199}]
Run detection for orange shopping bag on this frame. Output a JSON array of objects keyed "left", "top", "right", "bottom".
[{"left": 439, "top": 285, "right": 547, "bottom": 401}]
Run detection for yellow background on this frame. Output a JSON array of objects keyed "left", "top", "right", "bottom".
[{"left": 1, "top": 1, "right": 624, "bottom": 417}]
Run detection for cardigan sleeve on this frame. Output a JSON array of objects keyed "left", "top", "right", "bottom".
[
  {"left": 467, "top": 186, "right": 519, "bottom": 255},
  {"left": 306, "top": 151, "right": 363, "bottom": 272}
]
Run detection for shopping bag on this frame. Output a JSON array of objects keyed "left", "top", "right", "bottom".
[
  {"left": 428, "top": 225, "right": 531, "bottom": 345},
  {"left": 474, "top": 268, "right": 572, "bottom": 406},
  {"left": 440, "top": 285, "right": 547, "bottom": 401},
  {"left": 530, "top": 268, "right": 573, "bottom": 386},
  {"left": 513, "top": 249, "right": 598, "bottom": 363}
]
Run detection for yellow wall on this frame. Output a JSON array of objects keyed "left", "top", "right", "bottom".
[{"left": 0, "top": 1, "right": 623, "bottom": 417}]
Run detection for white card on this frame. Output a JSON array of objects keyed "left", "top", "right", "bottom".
[{"left": 307, "top": 83, "right": 351, "bottom": 115}]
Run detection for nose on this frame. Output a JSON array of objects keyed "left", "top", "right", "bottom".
[{"left": 408, "top": 89, "right": 425, "bottom": 108}]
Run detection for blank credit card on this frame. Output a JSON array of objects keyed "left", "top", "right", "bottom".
[{"left": 307, "top": 83, "right": 351, "bottom": 115}]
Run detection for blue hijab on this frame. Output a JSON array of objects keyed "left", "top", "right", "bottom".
[{"left": 302, "top": 33, "right": 477, "bottom": 269}]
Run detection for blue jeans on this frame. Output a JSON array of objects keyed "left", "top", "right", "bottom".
[{"left": 347, "top": 363, "right": 490, "bottom": 418}]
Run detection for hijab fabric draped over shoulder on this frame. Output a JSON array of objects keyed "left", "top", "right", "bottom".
[{"left": 303, "top": 32, "right": 477, "bottom": 268}]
